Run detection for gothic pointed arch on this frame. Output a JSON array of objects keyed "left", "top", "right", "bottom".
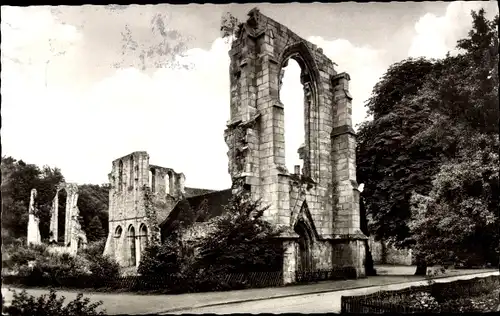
[{"left": 292, "top": 200, "right": 320, "bottom": 240}]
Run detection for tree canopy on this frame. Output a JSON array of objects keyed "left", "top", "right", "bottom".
[
  {"left": 1, "top": 156, "right": 110, "bottom": 244},
  {"left": 357, "top": 9, "right": 499, "bottom": 267}
]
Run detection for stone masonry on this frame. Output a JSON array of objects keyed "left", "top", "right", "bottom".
[
  {"left": 223, "top": 8, "right": 367, "bottom": 283},
  {"left": 27, "top": 189, "right": 41, "bottom": 245},
  {"left": 26, "top": 183, "right": 87, "bottom": 255},
  {"left": 103, "top": 151, "right": 186, "bottom": 268}
]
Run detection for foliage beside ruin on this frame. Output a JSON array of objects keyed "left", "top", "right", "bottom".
[
  {"left": 1, "top": 156, "right": 110, "bottom": 244},
  {"left": 138, "top": 191, "right": 284, "bottom": 291},
  {"left": 3, "top": 289, "right": 105, "bottom": 316},
  {"left": 2, "top": 241, "right": 120, "bottom": 286},
  {"left": 220, "top": 12, "right": 244, "bottom": 43},
  {"left": 357, "top": 9, "right": 499, "bottom": 268}
]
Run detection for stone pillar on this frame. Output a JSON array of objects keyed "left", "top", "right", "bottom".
[
  {"left": 179, "top": 173, "right": 186, "bottom": 195},
  {"left": 331, "top": 72, "right": 363, "bottom": 236},
  {"left": 282, "top": 239, "right": 298, "bottom": 284},
  {"left": 64, "top": 186, "right": 79, "bottom": 246},
  {"left": 49, "top": 189, "right": 59, "bottom": 243},
  {"left": 331, "top": 72, "right": 367, "bottom": 277},
  {"left": 27, "top": 189, "right": 41, "bottom": 245}
]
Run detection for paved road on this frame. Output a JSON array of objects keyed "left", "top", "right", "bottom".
[
  {"left": 3, "top": 268, "right": 497, "bottom": 315},
  {"left": 172, "top": 271, "right": 499, "bottom": 314}
]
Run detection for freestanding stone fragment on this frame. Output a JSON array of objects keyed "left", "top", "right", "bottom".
[
  {"left": 49, "top": 188, "right": 60, "bottom": 243},
  {"left": 27, "top": 189, "right": 41, "bottom": 245}
]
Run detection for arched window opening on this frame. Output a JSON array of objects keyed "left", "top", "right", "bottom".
[
  {"left": 118, "top": 160, "right": 124, "bottom": 191},
  {"left": 280, "top": 58, "right": 306, "bottom": 175},
  {"left": 129, "top": 156, "right": 134, "bottom": 187},
  {"left": 139, "top": 224, "right": 148, "bottom": 254},
  {"left": 149, "top": 169, "right": 156, "bottom": 192},
  {"left": 134, "top": 165, "right": 139, "bottom": 187},
  {"left": 168, "top": 172, "right": 175, "bottom": 195},
  {"left": 165, "top": 174, "right": 170, "bottom": 195},
  {"left": 127, "top": 225, "right": 136, "bottom": 267},
  {"left": 114, "top": 226, "right": 123, "bottom": 238}
]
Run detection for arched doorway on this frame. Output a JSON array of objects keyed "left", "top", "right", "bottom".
[
  {"left": 127, "top": 225, "right": 136, "bottom": 266},
  {"left": 294, "top": 220, "right": 313, "bottom": 272}
]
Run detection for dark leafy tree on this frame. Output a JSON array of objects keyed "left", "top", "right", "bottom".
[
  {"left": 195, "top": 194, "right": 284, "bottom": 274},
  {"left": 86, "top": 216, "right": 105, "bottom": 242},
  {"left": 357, "top": 9, "right": 498, "bottom": 274},
  {"left": 1, "top": 157, "right": 63, "bottom": 242},
  {"left": 77, "top": 184, "right": 110, "bottom": 240}
]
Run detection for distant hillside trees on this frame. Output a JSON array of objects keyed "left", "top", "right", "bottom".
[{"left": 1, "top": 156, "right": 110, "bottom": 244}]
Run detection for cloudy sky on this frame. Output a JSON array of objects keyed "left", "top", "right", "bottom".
[{"left": 1, "top": 2, "right": 498, "bottom": 190}]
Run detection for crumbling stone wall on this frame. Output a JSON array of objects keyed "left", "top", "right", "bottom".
[
  {"left": 369, "top": 236, "right": 413, "bottom": 266},
  {"left": 26, "top": 183, "right": 87, "bottom": 256},
  {"left": 103, "top": 151, "right": 185, "bottom": 269},
  {"left": 224, "top": 8, "right": 367, "bottom": 282},
  {"left": 27, "top": 189, "right": 41, "bottom": 245}
]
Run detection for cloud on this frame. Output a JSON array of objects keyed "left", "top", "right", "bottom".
[
  {"left": 1, "top": 6, "right": 82, "bottom": 66},
  {"left": 280, "top": 38, "right": 388, "bottom": 171},
  {"left": 68, "top": 38, "right": 232, "bottom": 189},
  {"left": 2, "top": 7, "right": 387, "bottom": 189},
  {"left": 408, "top": 1, "right": 498, "bottom": 58},
  {"left": 308, "top": 36, "right": 387, "bottom": 126}
]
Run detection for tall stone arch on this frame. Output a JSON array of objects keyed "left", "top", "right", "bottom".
[
  {"left": 48, "top": 182, "right": 87, "bottom": 251},
  {"left": 224, "top": 8, "right": 367, "bottom": 281}
]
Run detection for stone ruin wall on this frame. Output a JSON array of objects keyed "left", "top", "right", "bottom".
[
  {"left": 26, "top": 182, "right": 87, "bottom": 256},
  {"left": 224, "top": 8, "right": 367, "bottom": 281},
  {"left": 103, "top": 151, "right": 186, "bottom": 268},
  {"left": 369, "top": 237, "right": 414, "bottom": 266}
]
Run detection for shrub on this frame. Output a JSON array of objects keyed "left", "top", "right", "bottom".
[
  {"left": 3, "top": 243, "right": 49, "bottom": 272},
  {"left": 2, "top": 240, "right": 119, "bottom": 289},
  {"left": 2, "top": 289, "right": 105, "bottom": 316},
  {"left": 80, "top": 239, "right": 106, "bottom": 259}
]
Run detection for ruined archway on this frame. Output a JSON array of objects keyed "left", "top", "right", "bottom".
[
  {"left": 294, "top": 220, "right": 313, "bottom": 272},
  {"left": 280, "top": 58, "right": 305, "bottom": 175},
  {"left": 223, "top": 8, "right": 368, "bottom": 282},
  {"left": 278, "top": 42, "right": 321, "bottom": 179}
]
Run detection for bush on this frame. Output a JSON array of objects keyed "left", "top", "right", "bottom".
[
  {"left": 3, "top": 243, "right": 49, "bottom": 272},
  {"left": 80, "top": 239, "right": 106, "bottom": 258},
  {"left": 2, "top": 241, "right": 120, "bottom": 289},
  {"left": 2, "top": 289, "right": 105, "bottom": 316}
]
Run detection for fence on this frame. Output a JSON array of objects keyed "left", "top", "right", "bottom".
[
  {"left": 341, "top": 275, "right": 500, "bottom": 313},
  {"left": 1, "top": 271, "right": 284, "bottom": 294},
  {"left": 295, "top": 267, "right": 358, "bottom": 283}
]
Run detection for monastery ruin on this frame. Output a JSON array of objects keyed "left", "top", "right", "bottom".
[
  {"left": 26, "top": 183, "right": 88, "bottom": 255},
  {"left": 104, "top": 8, "right": 368, "bottom": 283}
]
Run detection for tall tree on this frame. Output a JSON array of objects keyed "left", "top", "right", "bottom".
[
  {"left": 356, "top": 9, "right": 498, "bottom": 274},
  {"left": 408, "top": 9, "right": 499, "bottom": 268},
  {"left": 87, "top": 216, "right": 106, "bottom": 242},
  {"left": 1, "top": 157, "right": 64, "bottom": 242}
]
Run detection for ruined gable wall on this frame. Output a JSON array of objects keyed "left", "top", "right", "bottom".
[
  {"left": 104, "top": 151, "right": 187, "bottom": 268},
  {"left": 225, "top": 9, "right": 367, "bottom": 277},
  {"left": 225, "top": 9, "right": 358, "bottom": 237}
]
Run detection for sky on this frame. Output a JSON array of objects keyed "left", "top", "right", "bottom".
[{"left": 1, "top": 2, "right": 498, "bottom": 190}]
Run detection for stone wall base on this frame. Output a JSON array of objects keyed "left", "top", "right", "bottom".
[
  {"left": 281, "top": 237, "right": 368, "bottom": 284},
  {"left": 330, "top": 238, "right": 367, "bottom": 278}
]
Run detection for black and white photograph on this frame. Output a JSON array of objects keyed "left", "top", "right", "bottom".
[{"left": 1, "top": 1, "right": 499, "bottom": 314}]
